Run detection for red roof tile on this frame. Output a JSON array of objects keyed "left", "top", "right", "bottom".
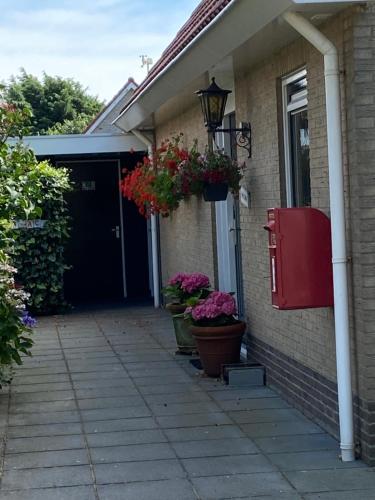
[{"left": 120, "top": 0, "right": 233, "bottom": 115}]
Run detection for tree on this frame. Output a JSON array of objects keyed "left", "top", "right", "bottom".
[{"left": 3, "top": 69, "right": 104, "bottom": 135}]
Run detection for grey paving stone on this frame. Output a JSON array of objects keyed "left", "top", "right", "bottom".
[
  {"left": 97, "top": 479, "right": 197, "bottom": 500},
  {"left": 128, "top": 367, "right": 190, "bottom": 378},
  {"left": 70, "top": 371, "right": 129, "bottom": 381},
  {"left": 67, "top": 363, "right": 124, "bottom": 374},
  {"left": 86, "top": 429, "right": 166, "bottom": 447},
  {"left": 80, "top": 405, "right": 151, "bottom": 422},
  {"left": 12, "top": 382, "right": 72, "bottom": 394},
  {"left": 13, "top": 366, "right": 67, "bottom": 377},
  {"left": 255, "top": 433, "right": 338, "bottom": 454},
  {"left": 268, "top": 450, "right": 367, "bottom": 471},
  {"left": 10, "top": 400, "right": 77, "bottom": 414},
  {"left": 126, "top": 361, "right": 180, "bottom": 371},
  {"left": 75, "top": 386, "right": 139, "bottom": 399},
  {"left": 133, "top": 374, "right": 191, "bottom": 386},
  {"left": 1, "top": 465, "right": 92, "bottom": 490},
  {"left": 182, "top": 453, "right": 276, "bottom": 476},
  {"left": 94, "top": 458, "right": 185, "bottom": 484},
  {"left": 119, "top": 352, "right": 173, "bottom": 362},
  {"left": 285, "top": 468, "right": 375, "bottom": 493},
  {"left": 191, "top": 472, "right": 293, "bottom": 499},
  {"left": 230, "top": 495, "right": 303, "bottom": 500},
  {"left": 91, "top": 443, "right": 176, "bottom": 464},
  {"left": 241, "top": 420, "right": 323, "bottom": 438},
  {"left": 12, "top": 374, "right": 70, "bottom": 385},
  {"left": 207, "top": 387, "right": 278, "bottom": 401},
  {"left": 156, "top": 411, "right": 232, "bottom": 428},
  {"left": 304, "top": 491, "right": 375, "bottom": 500},
  {"left": 4, "top": 449, "right": 89, "bottom": 470},
  {"left": 11, "top": 390, "right": 75, "bottom": 403},
  {"left": 165, "top": 424, "right": 245, "bottom": 442},
  {"left": 172, "top": 437, "right": 259, "bottom": 458},
  {"left": 0, "top": 485, "right": 96, "bottom": 500},
  {"left": 83, "top": 417, "right": 157, "bottom": 434},
  {"left": 73, "top": 378, "right": 133, "bottom": 390},
  {"left": 138, "top": 383, "right": 202, "bottom": 395},
  {"left": 7, "top": 422, "right": 82, "bottom": 438},
  {"left": 65, "top": 351, "right": 114, "bottom": 360},
  {"left": 150, "top": 401, "right": 221, "bottom": 416},
  {"left": 223, "top": 398, "right": 291, "bottom": 413},
  {"left": 77, "top": 395, "right": 144, "bottom": 410},
  {"left": 6, "top": 434, "right": 85, "bottom": 453},
  {"left": 228, "top": 408, "right": 302, "bottom": 424},
  {"left": 144, "top": 390, "right": 210, "bottom": 405},
  {"left": 10, "top": 410, "right": 80, "bottom": 426}
]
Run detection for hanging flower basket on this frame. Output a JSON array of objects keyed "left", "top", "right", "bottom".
[{"left": 203, "top": 182, "right": 229, "bottom": 202}]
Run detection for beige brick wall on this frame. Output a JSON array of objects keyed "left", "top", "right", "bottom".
[
  {"left": 234, "top": 11, "right": 357, "bottom": 385},
  {"left": 344, "top": 3, "right": 375, "bottom": 403},
  {"left": 156, "top": 103, "right": 216, "bottom": 288}
]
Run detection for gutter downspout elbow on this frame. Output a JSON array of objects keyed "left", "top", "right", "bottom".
[
  {"left": 131, "top": 129, "right": 160, "bottom": 309},
  {"left": 283, "top": 12, "right": 354, "bottom": 462}
]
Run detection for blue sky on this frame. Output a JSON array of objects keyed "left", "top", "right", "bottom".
[{"left": 0, "top": 0, "right": 201, "bottom": 102}]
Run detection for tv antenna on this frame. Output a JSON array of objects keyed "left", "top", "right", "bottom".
[{"left": 140, "top": 55, "right": 153, "bottom": 74}]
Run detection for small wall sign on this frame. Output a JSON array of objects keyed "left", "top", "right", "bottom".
[
  {"left": 82, "top": 181, "right": 96, "bottom": 191},
  {"left": 240, "top": 186, "right": 250, "bottom": 208},
  {"left": 14, "top": 220, "right": 47, "bottom": 230}
]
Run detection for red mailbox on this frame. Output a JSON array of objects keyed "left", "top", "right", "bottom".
[{"left": 264, "top": 208, "right": 333, "bottom": 309}]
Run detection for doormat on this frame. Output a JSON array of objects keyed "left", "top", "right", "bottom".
[{"left": 189, "top": 359, "right": 202, "bottom": 370}]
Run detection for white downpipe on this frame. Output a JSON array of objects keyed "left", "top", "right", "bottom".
[
  {"left": 131, "top": 130, "right": 160, "bottom": 308},
  {"left": 283, "top": 12, "right": 354, "bottom": 462}
]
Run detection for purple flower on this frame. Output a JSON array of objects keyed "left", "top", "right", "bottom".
[{"left": 21, "top": 311, "right": 36, "bottom": 328}]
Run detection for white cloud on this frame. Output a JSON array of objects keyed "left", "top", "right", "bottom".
[{"left": 0, "top": 0, "right": 201, "bottom": 101}]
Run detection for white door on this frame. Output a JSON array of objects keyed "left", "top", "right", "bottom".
[
  {"left": 216, "top": 193, "right": 238, "bottom": 298},
  {"left": 214, "top": 113, "right": 243, "bottom": 314}
]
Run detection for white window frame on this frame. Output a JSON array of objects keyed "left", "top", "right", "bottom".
[{"left": 282, "top": 68, "right": 308, "bottom": 207}]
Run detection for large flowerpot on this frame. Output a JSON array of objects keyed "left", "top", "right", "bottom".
[
  {"left": 203, "top": 183, "right": 229, "bottom": 202},
  {"left": 190, "top": 321, "right": 246, "bottom": 377},
  {"left": 166, "top": 304, "right": 196, "bottom": 353}
]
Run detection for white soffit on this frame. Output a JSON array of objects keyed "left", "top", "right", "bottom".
[
  {"left": 114, "top": 0, "right": 368, "bottom": 133},
  {"left": 85, "top": 81, "right": 137, "bottom": 134},
  {"left": 10, "top": 133, "right": 146, "bottom": 156}
]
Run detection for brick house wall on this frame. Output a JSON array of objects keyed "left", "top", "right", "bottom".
[
  {"left": 156, "top": 103, "right": 216, "bottom": 287},
  {"left": 154, "top": 5, "right": 375, "bottom": 463}
]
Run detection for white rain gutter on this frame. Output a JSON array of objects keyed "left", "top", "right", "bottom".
[
  {"left": 131, "top": 130, "right": 160, "bottom": 309},
  {"left": 283, "top": 11, "right": 354, "bottom": 462}
]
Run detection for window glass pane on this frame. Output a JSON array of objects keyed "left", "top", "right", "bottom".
[{"left": 290, "top": 108, "right": 311, "bottom": 207}]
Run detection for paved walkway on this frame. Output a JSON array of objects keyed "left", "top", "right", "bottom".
[{"left": 0, "top": 306, "right": 374, "bottom": 500}]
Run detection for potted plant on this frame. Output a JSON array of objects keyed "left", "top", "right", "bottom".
[
  {"left": 163, "top": 272, "right": 211, "bottom": 353},
  {"left": 195, "top": 150, "right": 244, "bottom": 202},
  {"left": 185, "top": 291, "right": 246, "bottom": 376}
]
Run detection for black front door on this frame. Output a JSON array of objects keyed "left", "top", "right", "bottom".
[{"left": 63, "top": 160, "right": 124, "bottom": 304}]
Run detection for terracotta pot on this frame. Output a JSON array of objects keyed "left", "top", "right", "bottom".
[
  {"left": 166, "top": 303, "right": 196, "bottom": 353},
  {"left": 190, "top": 321, "right": 246, "bottom": 377},
  {"left": 203, "top": 183, "right": 229, "bottom": 202}
]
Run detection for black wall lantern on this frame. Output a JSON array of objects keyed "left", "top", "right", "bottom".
[{"left": 196, "top": 77, "right": 252, "bottom": 158}]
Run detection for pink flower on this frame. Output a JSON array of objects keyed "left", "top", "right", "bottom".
[
  {"left": 168, "top": 273, "right": 189, "bottom": 286},
  {"left": 181, "top": 273, "right": 210, "bottom": 294},
  {"left": 190, "top": 291, "right": 237, "bottom": 321}
]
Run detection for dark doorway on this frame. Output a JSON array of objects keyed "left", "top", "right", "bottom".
[{"left": 63, "top": 160, "right": 124, "bottom": 304}]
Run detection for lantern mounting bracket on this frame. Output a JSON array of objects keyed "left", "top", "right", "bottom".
[{"left": 213, "top": 122, "right": 252, "bottom": 158}]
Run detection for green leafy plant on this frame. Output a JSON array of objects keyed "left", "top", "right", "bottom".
[{"left": 12, "top": 162, "right": 71, "bottom": 314}]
